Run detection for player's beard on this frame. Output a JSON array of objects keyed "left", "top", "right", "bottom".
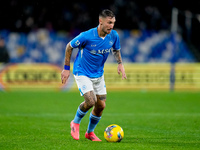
[
  {"left": 107, "top": 28, "right": 112, "bottom": 34},
  {"left": 103, "top": 27, "right": 112, "bottom": 35}
]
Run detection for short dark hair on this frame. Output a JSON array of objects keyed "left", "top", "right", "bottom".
[{"left": 99, "top": 9, "right": 115, "bottom": 18}]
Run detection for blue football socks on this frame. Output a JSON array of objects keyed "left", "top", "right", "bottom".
[
  {"left": 73, "top": 107, "right": 101, "bottom": 133},
  {"left": 87, "top": 113, "right": 101, "bottom": 133},
  {"left": 73, "top": 107, "right": 88, "bottom": 124}
]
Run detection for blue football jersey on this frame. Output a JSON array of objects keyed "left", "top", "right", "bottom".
[{"left": 70, "top": 27, "right": 121, "bottom": 78}]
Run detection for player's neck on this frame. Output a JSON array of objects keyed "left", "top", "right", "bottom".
[{"left": 97, "top": 26, "right": 107, "bottom": 38}]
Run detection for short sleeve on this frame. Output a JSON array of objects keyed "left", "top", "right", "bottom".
[
  {"left": 112, "top": 31, "right": 121, "bottom": 50},
  {"left": 70, "top": 32, "right": 86, "bottom": 48}
]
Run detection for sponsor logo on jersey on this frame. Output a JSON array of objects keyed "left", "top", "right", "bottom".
[
  {"left": 98, "top": 48, "right": 111, "bottom": 54},
  {"left": 90, "top": 50, "right": 97, "bottom": 54},
  {"left": 90, "top": 48, "right": 111, "bottom": 55}
]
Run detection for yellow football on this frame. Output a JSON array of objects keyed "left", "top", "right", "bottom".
[{"left": 104, "top": 124, "right": 124, "bottom": 142}]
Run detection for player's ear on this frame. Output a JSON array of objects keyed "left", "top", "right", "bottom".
[
  {"left": 99, "top": 19, "right": 102, "bottom": 25},
  {"left": 99, "top": 17, "right": 103, "bottom": 25}
]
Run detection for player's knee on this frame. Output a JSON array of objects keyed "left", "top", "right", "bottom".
[
  {"left": 102, "top": 102, "right": 106, "bottom": 110},
  {"left": 84, "top": 91, "right": 97, "bottom": 108},
  {"left": 83, "top": 98, "right": 95, "bottom": 109},
  {"left": 89, "top": 99, "right": 96, "bottom": 108},
  {"left": 97, "top": 102, "right": 106, "bottom": 111}
]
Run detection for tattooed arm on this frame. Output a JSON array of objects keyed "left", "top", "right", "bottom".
[
  {"left": 113, "top": 50, "right": 122, "bottom": 64},
  {"left": 113, "top": 50, "right": 127, "bottom": 80},
  {"left": 61, "top": 43, "right": 73, "bottom": 84},
  {"left": 64, "top": 43, "right": 73, "bottom": 66}
]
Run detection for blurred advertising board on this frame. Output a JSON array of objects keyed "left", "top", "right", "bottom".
[
  {"left": 104, "top": 63, "right": 200, "bottom": 91},
  {"left": 0, "top": 63, "right": 74, "bottom": 91},
  {"left": 0, "top": 63, "right": 199, "bottom": 91},
  {"left": 104, "top": 64, "right": 171, "bottom": 91},
  {"left": 174, "top": 63, "right": 200, "bottom": 90}
]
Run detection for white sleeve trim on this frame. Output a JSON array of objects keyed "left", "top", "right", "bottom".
[{"left": 69, "top": 41, "right": 75, "bottom": 48}]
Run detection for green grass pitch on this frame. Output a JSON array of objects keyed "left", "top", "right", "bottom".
[{"left": 0, "top": 91, "right": 200, "bottom": 150}]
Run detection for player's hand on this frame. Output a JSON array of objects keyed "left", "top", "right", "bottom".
[
  {"left": 117, "top": 64, "right": 127, "bottom": 80},
  {"left": 61, "top": 70, "right": 70, "bottom": 84}
]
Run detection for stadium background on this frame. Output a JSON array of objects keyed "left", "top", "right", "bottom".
[{"left": 0, "top": 0, "right": 200, "bottom": 91}]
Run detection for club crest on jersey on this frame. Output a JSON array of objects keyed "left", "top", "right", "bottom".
[{"left": 109, "top": 40, "right": 113, "bottom": 46}]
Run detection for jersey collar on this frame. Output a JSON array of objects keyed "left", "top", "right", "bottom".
[{"left": 94, "top": 26, "right": 110, "bottom": 39}]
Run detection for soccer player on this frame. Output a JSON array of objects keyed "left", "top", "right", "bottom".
[{"left": 61, "top": 9, "right": 127, "bottom": 141}]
